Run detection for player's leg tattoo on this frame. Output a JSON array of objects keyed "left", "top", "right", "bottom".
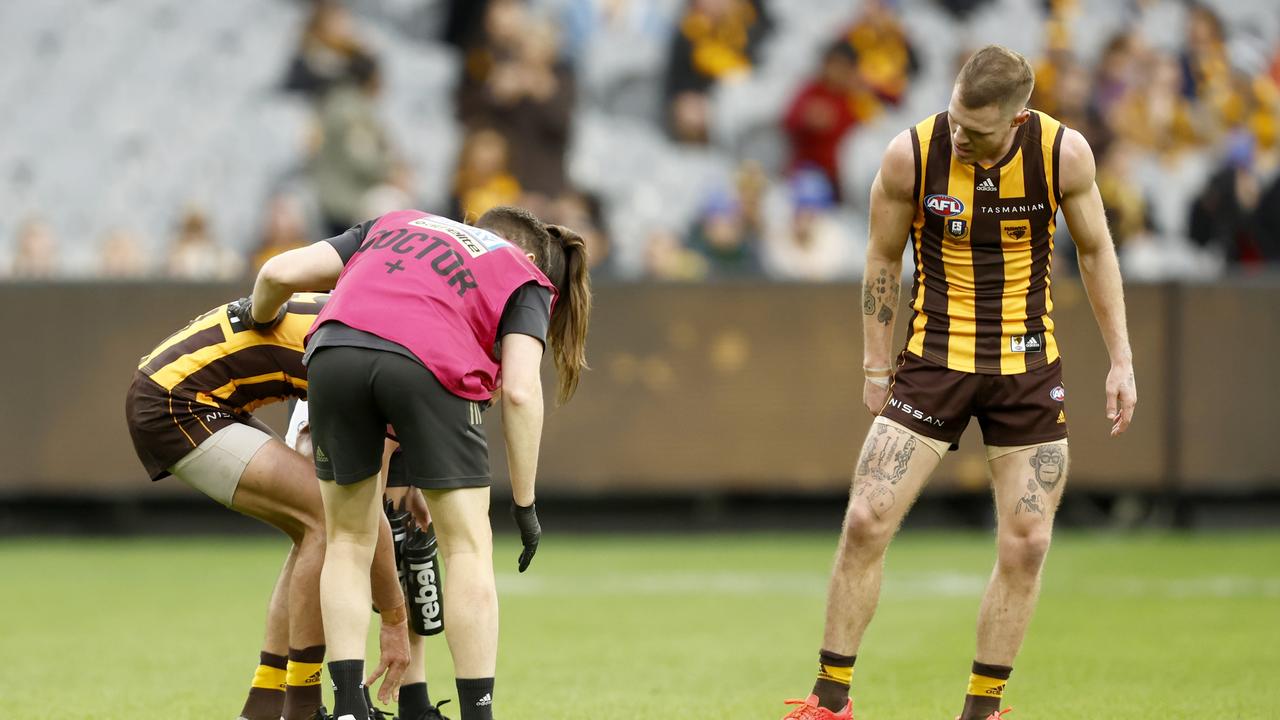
[
  {"left": 1013, "top": 444, "right": 1068, "bottom": 516},
  {"left": 852, "top": 424, "right": 920, "bottom": 518},
  {"left": 824, "top": 421, "right": 942, "bottom": 655},
  {"left": 977, "top": 441, "right": 1069, "bottom": 667}
]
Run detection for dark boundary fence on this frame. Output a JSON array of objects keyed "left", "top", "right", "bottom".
[{"left": 0, "top": 279, "right": 1276, "bottom": 531}]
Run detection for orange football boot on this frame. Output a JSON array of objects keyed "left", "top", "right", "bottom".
[
  {"left": 957, "top": 709, "right": 1013, "bottom": 720},
  {"left": 781, "top": 694, "right": 853, "bottom": 720}
]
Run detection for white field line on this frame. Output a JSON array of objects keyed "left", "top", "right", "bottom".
[{"left": 494, "top": 571, "right": 1280, "bottom": 599}]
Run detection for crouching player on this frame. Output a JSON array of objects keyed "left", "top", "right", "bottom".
[
  {"left": 287, "top": 402, "right": 452, "bottom": 720},
  {"left": 124, "top": 294, "right": 410, "bottom": 720}
]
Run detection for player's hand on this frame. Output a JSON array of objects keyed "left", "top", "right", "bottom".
[
  {"left": 367, "top": 608, "right": 410, "bottom": 704},
  {"left": 511, "top": 501, "right": 541, "bottom": 572},
  {"left": 863, "top": 377, "right": 891, "bottom": 415},
  {"left": 403, "top": 488, "right": 431, "bottom": 532},
  {"left": 228, "top": 297, "right": 287, "bottom": 332},
  {"left": 1105, "top": 362, "right": 1137, "bottom": 436}
]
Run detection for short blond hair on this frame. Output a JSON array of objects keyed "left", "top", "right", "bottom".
[{"left": 955, "top": 45, "right": 1035, "bottom": 111}]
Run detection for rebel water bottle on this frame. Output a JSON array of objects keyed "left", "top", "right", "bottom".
[{"left": 403, "top": 522, "right": 445, "bottom": 636}]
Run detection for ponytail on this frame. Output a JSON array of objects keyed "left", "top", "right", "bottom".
[
  {"left": 475, "top": 205, "right": 593, "bottom": 405},
  {"left": 543, "top": 224, "right": 592, "bottom": 404}
]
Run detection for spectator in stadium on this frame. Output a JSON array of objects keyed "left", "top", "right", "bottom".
[
  {"left": 1096, "top": 142, "right": 1162, "bottom": 277},
  {"left": 686, "top": 188, "right": 763, "bottom": 278},
  {"left": 165, "top": 206, "right": 243, "bottom": 280},
  {"left": 253, "top": 193, "right": 313, "bottom": 272},
  {"left": 98, "top": 228, "right": 151, "bottom": 278},
  {"left": 283, "top": 0, "right": 376, "bottom": 101},
  {"left": 464, "top": 16, "right": 576, "bottom": 200},
  {"left": 735, "top": 160, "right": 770, "bottom": 244},
  {"left": 1111, "top": 52, "right": 1204, "bottom": 158},
  {"left": 644, "top": 226, "right": 707, "bottom": 280},
  {"left": 839, "top": 0, "right": 919, "bottom": 110},
  {"left": 783, "top": 42, "right": 867, "bottom": 199},
  {"left": 312, "top": 54, "right": 396, "bottom": 236},
  {"left": 456, "top": 0, "right": 529, "bottom": 126},
  {"left": 663, "top": 0, "right": 771, "bottom": 144},
  {"left": 451, "top": 128, "right": 523, "bottom": 221},
  {"left": 556, "top": 0, "right": 676, "bottom": 66},
  {"left": 1178, "top": 5, "right": 1231, "bottom": 107},
  {"left": 1092, "top": 33, "right": 1142, "bottom": 121},
  {"left": 9, "top": 216, "right": 61, "bottom": 278},
  {"left": 361, "top": 159, "right": 419, "bottom": 220},
  {"left": 933, "top": 0, "right": 995, "bottom": 21},
  {"left": 442, "top": 0, "right": 499, "bottom": 52},
  {"left": 245, "top": 206, "right": 592, "bottom": 720},
  {"left": 1048, "top": 57, "right": 1113, "bottom": 158},
  {"left": 1188, "top": 131, "right": 1279, "bottom": 267},
  {"left": 763, "top": 169, "right": 857, "bottom": 282}
]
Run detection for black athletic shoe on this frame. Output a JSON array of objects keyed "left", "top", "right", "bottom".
[
  {"left": 309, "top": 706, "right": 334, "bottom": 720},
  {"left": 398, "top": 700, "right": 454, "bottom": 720}
]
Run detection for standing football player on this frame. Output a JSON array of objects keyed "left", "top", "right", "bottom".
[{"left": 782, "top": 45, "right": 1136, "bottom": 720}]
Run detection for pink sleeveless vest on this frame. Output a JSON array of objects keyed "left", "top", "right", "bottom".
[{"left": 308, "top": 210, "right": 556, "bottom": 401}]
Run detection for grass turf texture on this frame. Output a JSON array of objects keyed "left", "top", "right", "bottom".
[{"left": 2, "top": 532, "right": 1278, "bottom": 719}]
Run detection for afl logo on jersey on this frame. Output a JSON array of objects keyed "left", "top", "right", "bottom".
[
  {"left": 925, "top": 194, "right": 965, "bottom": 217},
  {"left": 1050, "top": 385, "right": 1066, "bottom": 402}
]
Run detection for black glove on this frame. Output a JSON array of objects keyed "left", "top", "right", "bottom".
[
  {"left": 227, "top": 296, "right": 287, "bottom": 332},
  {"left": 511, "top": 501, "right": 541, "bottom": 573}
]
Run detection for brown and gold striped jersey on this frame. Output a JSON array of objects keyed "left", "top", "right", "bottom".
[
  {"left": 905, "top": 110, "right": 1065, "bottom": 374},
  {"left": 137, "top": 294, "right": 327, "bottom": 413}
]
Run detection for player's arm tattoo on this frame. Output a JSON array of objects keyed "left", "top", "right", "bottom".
[{"left": 866, "top": 269, "right": 901, "bottom": 326}]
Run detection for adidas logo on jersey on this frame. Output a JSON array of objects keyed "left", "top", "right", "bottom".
[
  {"left": 976, "top": 177, "right": 997, "bottom": 191},
  {"left": 1010, "top": 333, "right": 1044, "bottom": 353}
]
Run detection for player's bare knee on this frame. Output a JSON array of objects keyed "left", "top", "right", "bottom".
[
  {"left": 997, "top": 527, "right": 1052, "bottom": 577},
  {"left": 297, "top": 517, "right": 326, "bottom": 551},
  {"left": 841, "top": 500, "right": 895, "bottom": 554},
  {"left": 438, "top": 525, "right": 493, "bottom": 560}
]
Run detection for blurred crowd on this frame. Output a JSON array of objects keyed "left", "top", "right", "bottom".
[{"left": 5, "top": 0, "right": 1279, "bottom": 281}]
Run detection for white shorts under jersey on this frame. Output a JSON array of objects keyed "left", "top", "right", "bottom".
[{"left": 285, "top": 400, "right": 309, "bottom": 451}]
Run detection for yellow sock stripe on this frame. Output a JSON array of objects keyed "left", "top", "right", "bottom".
[
  {"left": 817, "top": 663, "right": 854, "bottom": 686},
  {"left": 967, "top": 673, "right": 1007, "bottom": 698},
  {"left": 251, "top": 664, "right": 287, "bottom": 692},
  {"left": 286, "top": 661, "right": 323, "bottom": 688}
]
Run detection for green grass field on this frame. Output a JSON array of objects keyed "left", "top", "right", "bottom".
[{"left": 3, "top": 531, "right": 1278, "bottom": 719}]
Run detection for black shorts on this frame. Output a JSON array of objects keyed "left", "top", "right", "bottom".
[
  {"left": 306, "top": 346, "right": 490, "bottom": 489},
  {"left": 878, "top": 351, "right": 1069, "bottom": 449}
]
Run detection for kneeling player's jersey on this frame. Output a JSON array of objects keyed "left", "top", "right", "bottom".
[
  {"left": 136, "top": 294, "right": 326, "bottom": 412},
  {"left": 126, "top": 294, "right": 326, "bottom": 479},
  {"left": 906, "top": 110, "right": 1065, "bottom": 375}
]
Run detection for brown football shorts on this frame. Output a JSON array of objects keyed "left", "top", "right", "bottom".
[
  {"left": 878, "top": 351, "right": 1069, "bottom": 449},
  {"left": 126, "top": 372, "right": 271, "bottom": 481}
]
